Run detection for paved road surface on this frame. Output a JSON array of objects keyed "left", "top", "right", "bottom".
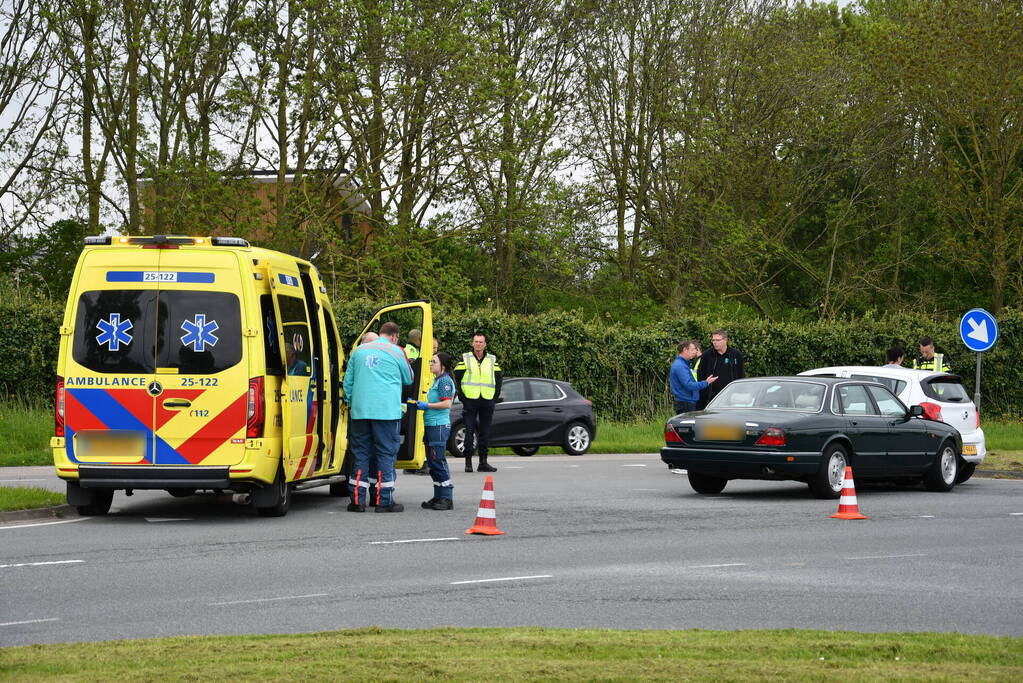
[{"left": 2, "top": 454, "right": 1021, "bottom": 645}]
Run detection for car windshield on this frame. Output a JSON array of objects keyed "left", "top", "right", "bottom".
[{"left": 710, "top": 380, "right": 825, "bottom": 411}]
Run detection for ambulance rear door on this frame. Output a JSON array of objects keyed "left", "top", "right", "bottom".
[
  {"left": 265, "top": 261, "right": 318, "bottom": 480},
  {"left": 151, "top": 247, "right": 248, "bottom": 467}
]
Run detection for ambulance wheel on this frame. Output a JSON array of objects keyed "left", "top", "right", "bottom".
[
  {"left": 75, "top": 490, "right": 113, "bottom": 516},
  {"left": 256, "top": 468, "right": 292, "bottom": 517}
]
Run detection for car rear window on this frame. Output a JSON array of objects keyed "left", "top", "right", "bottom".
[
  {"left": 923, "top": 377, "right": 970, "bottom": 402},
  {"left": 73, "top": 289, "right": 242, "bottom": 374},
  {"left": 849, "top": 374, "right": 907, "bottom": 396},
  {"left": 529, "top": 380, "right": 563, "bottom": 401},
  {"left": 500, "top": 380, "right": 526, "bottom": 402},
  {"left": 712, "top": 380, "right": 824, "bottom": 411}
]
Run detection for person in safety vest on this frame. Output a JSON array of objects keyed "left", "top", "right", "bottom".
[
  {"left": 913, "top": 337, "right": 950, "bottom": 372},
  {"left": 454, "top": 333, "right": 502, "bottom": 473},
  {"left": 670, "top": 340, "right": 717, "bottom": 415},
  {"left": 404, "top": 329, "right": 422, "bottom": 361},
  {"left": 342, "top": 321, "right": 412, "bottom": 513}
]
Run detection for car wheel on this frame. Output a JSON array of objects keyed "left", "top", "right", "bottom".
[
  {"left": 955, "top": 462, "right": 976, "bottom": 484},
  {"left": 74, "top": 489, "right": 114, "bottom": 516},
  {"left": 562, "top": 422, "right": 592, "bottom": 455},
  {"left": 809, "top": 443, "right": 848, "bottom": 499},
  {"left": 447, "top": 422, "right": 465, "bottom": 457},
  {"left": 513, "top": 446, "right": 539, "bottom": 457},
  {"left": 923, "top": 441, "right": 959, "bottom": 492},
  {"left": 687, "top": 471, "right": 727, "bottom": 494},
  {"left": 256, "top": 467, "right": 292, "bottom": 517}
]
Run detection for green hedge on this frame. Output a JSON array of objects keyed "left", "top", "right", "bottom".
[{"left": 3, "top": 285, "right": 1018, "bottom": 420}]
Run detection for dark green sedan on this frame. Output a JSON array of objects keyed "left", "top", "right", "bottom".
[{"left": 661, "top": 377, "right": 964, "bottom": 499}]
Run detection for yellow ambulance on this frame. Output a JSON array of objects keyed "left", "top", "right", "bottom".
[{"left": 51, "top": 235, "right": 431, "bottom": 516}]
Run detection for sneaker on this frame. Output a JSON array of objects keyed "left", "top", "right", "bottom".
[
  {"left": 347, "top": 502, "right": 366, "bottom": 512},
  {"left": 375, "top": 503, "right": 405, "bottom": 513},
  {"left": 477, "top": 462, "right": 497, "bottom": 472},
  {"left": 423, "top": 498, "right": 453, "bottom": 511}
]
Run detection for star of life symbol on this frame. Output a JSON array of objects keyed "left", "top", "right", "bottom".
[
  {"left": 365, "top": 355, "right": 380, "bottom": 368},
  {"left": 180, "top": 314, "right": 219, "bottom": 352},
  {"left": 96, "top": 314, "right": 133, "bottom": 351}
]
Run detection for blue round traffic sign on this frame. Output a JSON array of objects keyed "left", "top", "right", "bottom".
[{"left": 960, "top": 308, "right": 998, "bottom": 353}]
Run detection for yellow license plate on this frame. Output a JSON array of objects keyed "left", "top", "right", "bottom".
[
  {"left": 962, "top": 445, "right": 977, "bottom": 455},
  {"left": 698, "top": 424, "right": 744, "bottom": 441},
  {"left": 77, "top": 432, "right": 146, "bottom": 462}
]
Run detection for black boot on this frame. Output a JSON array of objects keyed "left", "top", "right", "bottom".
[
  {"left": 477, "top": 455, "right": 497, "bottom": 472},
  {"left": 464, "top": 456, "right": 473, "bottom": 473}
]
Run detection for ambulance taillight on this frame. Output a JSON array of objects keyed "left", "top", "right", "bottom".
[
  {"left": 55, "top": 376, "right": 65, "bottom": 437},
  {"left": 247, "top": 376, "right": 265, "bottom": 438}
]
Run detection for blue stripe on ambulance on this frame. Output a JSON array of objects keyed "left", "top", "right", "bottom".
[{"left": 106, "top": 271, "right": 216, "bottom": 283}]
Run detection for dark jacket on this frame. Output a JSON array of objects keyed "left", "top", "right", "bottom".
[{"left": 696, "top": 346, "right": 744, "bottom": 409}]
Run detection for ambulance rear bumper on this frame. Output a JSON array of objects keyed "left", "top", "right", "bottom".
[{"left": 76, "top": 465, "right": 232, "bottom": 489}]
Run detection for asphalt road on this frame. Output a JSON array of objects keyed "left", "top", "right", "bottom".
[{"left": 2, "top": 454, "right": 1021, "bottom": 646}]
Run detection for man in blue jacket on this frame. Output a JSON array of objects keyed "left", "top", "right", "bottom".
[
  {"left": 670, "top": 340, "right": 717, "bottom": 414},
  {"left": 343, "top": 321, "right": 413, "bottom": 513}
]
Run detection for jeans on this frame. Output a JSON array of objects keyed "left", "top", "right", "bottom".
[
  {"left": 348, "top": 418, "right": 400, "bottom": 506},
  {"left": 424, "top": 424, "right": 453, "bottom": 500},
  {"left": 461, "top": 398, "right": 495, "bottom": 457},
  {"left": 673, "top": 400, "right": 696, "bottom": 415}
]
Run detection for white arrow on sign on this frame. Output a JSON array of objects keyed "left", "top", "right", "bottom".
[{"left": 966, "top": 317, "right": 989, "bottom": 344}]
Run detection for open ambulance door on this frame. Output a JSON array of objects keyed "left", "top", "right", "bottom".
[
  {"left": 265, "top": 262, "right": 317, "bottom": 481},
  {"left": 348, "top": 301, "right": 433, "bottom": 469}
]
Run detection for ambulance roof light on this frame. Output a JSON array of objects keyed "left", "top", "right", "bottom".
[
  {"left": 83, "top": 236, "right": 111, "bottom": 245},
  {"left": 211, "top": 236, "right": 250, "bottom": 247}
]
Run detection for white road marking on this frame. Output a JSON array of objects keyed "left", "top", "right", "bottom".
[
  {"left": 451, "top": 575, "right": 552, "bottom": 585},
  {"left": 567, "top": 465, "right": 580, "bottom": 468},
  {"left": 144, "top": 518, "right": 193, "bottom": 522},
  {"left": 369, "top": 537, "right": 460, "bottom": 545},
  {"left": 845, "top": 554, "right": 927, "bottom": 560},
  {"left": 686, "top": 563, "right": 747, "bottom": 569},
  {"left": 918, "top": 515, "right": 935, "bottom": 518},
  {"left": 0, "top": 518, "right": 88, "bottom": 530},
  {"left": 0, "top": 560, "right": 83, "bottom": 569},
  {"left": 503, "top": 466, "right": 523, "bottom": 469},
  {"left": 0, "top": 618, "right": 58, "bottom": 627},
  {"left": 622, "top": 464, "right": 647, "bottom": 467},
  {"left": 631, "top": 488, "right": 659, "bottom": 492},
  {"left": 1011, "top": 513, "right": 1023, "bottom": 516},
  {"left": 209, "top": 593, "right": 329, "bottom": 606}
]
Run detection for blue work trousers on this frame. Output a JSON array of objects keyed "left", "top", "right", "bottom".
[
  {"left": 349, "top": 418, "right": 400, "bottom": 506},
  {"left": 424, "top": 424, "right": 453, "bottom": 501}
]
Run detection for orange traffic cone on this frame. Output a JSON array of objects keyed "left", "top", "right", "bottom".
[
  {"left": 466, "top": 475, "right": 504, "bottom": 535},
  {"left": 831, "top": 466, "right": 867, "bottom": 520}
]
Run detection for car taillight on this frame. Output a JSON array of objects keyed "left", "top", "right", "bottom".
[
  {"left": 55, "top": 376, "right": 65, "bottom": 437},
  {"left": 665, "top": 425, "right": 683, "bottom": 443},
  {"left": 246, "top": 376, "right": 265, "bottom": 438},
  {"left": 920, "top": 402, "right": 944, "bottom": 422},
  {"left": 755, "top": 427, "right": 786, "bottom": 446},
  {"left": 583, "top": 398, "right": 593, "bottom": 407}
]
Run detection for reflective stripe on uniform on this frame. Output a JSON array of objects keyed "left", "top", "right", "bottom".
[{"left": 437, "top": 479, "right": 453, "bottom": 487}]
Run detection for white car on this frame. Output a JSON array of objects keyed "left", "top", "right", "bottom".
[{"left": 798, "top": 366, "right": 985, "bottom": 482}]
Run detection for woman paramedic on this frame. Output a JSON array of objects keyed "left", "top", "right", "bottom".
[{"left": 415, "top": 351, "right": 456, "bottom": 510}]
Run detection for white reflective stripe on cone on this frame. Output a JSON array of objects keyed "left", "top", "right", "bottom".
[
  {"left": 481, "top": 490, "right": 495, "bottom": 501},
  {"left": 839, "top": 496, "right": 858, "bottom": 505},
  {"left": 474, "top": 508, "right": 496, "bottom": 519}
]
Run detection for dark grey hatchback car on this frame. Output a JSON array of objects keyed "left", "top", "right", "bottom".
[{"left": 447, "top": 377, "right": 596, "bottom": 456}]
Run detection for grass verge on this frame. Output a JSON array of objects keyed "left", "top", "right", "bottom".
[
  {"left": 1, "top": 627, "right": 1022, "bottom": 680},
  {"left": 0, "top": 486, "right": 65, "bottom": 512},
  {"left": 0, "top": 400, "right": 52, "bottom": 467}
]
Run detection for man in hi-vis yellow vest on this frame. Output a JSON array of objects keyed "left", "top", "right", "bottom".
[{"left": 454, "top": 333, "right": 502, "bottom": 473}]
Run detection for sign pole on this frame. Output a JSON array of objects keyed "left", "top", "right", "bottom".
[{"left": 974, "top": 352, "right": 982, "bottom": 412}]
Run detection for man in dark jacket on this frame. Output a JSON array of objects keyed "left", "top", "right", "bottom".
[{"left": 696, "top": 328, "right": 744, "bottom": 409}]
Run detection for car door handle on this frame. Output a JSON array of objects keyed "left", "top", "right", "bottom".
[
  {"left": 163, "top": 398, "right": 191, "bottom": 409},
  {"left": 553, "top": 407, "right": 563, "bottom": 413},
  {"left": 519, "top": 409, "right": 530, "bottom": 414}
]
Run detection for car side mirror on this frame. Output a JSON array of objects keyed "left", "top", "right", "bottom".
[{"left": 909, "top": 404, "right": 924, "bottom": 417}]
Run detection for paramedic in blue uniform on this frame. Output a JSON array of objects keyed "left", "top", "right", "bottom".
[
  {"left": 670, "top": 340, "right": 717, "bottom": 414},
  {"left": 342, "top": 321, "right": 412, "bottom": 513},
  {"left": 416, "top": 351, "right": 456, "bottom": 510}
]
